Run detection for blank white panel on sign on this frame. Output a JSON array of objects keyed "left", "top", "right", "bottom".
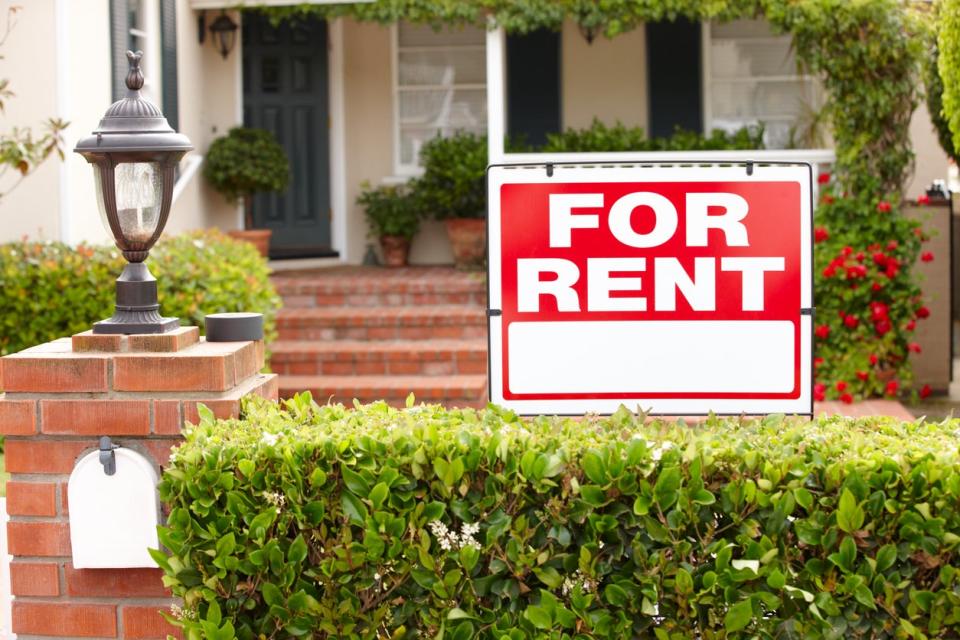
[{"left": 508, "top": 321, "right": 795, "bottom": 395}]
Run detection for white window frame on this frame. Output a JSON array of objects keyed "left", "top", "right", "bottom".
[
  {"left": 127, "top": 0, "right": 164, "bottom": 107},
  {"left": 391, "top": 22, "right": 488, "bottom": 176},
  {"left": 700, "top": 20, "right": 822, "bottom": 148}
]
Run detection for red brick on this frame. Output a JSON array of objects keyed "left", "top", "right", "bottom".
[
  {"left": 122, "top": 605, "right": 183, "bottom": 639},
  {"left": 13, "top": 601, "right": 117, "bottom": 637},
  {"left": 1, "top": 355, "right": 108, "bottom": 392},
  {"left": 71, "top": 331, "right": 123, "bottom": 353},
  {"left": 40, "top": 399, "right": 151, "bottom": 435},
  {"left": 0, "top": 399, "right": 37, "bottom": 435},
  {"left": 113, "top": 353, "right": 232, "bottom": 392},
  {"left": 10, "top": 562, "right": 60, "bottom": 596},
  {"left": 183, "top": 399, "right": 240, "bottom": 425},
  {"left": 140, "top": 439, "right": 181, "bottom": 469},
  {"left": 7, "top": 481, "right": 57, "bottom": 516},
  {"left": 154, "top": 400, "right": 183, "bottom": 435},
  {"left": 8, "top": 521, "right": 71, "bottom": 556},
  {"left": 5, "top": 440, "right": 91, "bottom": 474},
  {"left": 127, "top": 326, "right": 199, "bottom": 352},
  {"left": 65, "top": 564, "right": 168, "bottom": 598}
]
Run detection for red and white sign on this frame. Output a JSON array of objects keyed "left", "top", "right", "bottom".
[{"left": 487, "top": 163, "right": 813, "bottom": 415}]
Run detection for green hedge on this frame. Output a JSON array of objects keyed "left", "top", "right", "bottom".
[
  {"left": 0, "top": 229, "right": 281, "bottom": 355},
  {"left": 157, "top": 397, "right": 960, "bottom": 639}
]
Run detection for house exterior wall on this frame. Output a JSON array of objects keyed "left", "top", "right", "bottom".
[
  {"left": 0, "top": 0, "right": 63, "bottom": 241},
  {"left": 905, "top": 99, "right": 950, "bottom": 200},
  {"left": 561, "top": 20, "right": 648, "bottom": 131}
]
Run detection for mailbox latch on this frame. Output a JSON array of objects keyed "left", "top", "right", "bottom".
[{"left": 99, "top": 436, "right": 119, "bottom": 476}]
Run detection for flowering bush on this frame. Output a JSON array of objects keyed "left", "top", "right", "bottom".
[
  {"left": 812, "top": 174, "right": 932, "bottom": 402},
  {"left": 157, "top": 396, "right": 960, "bottom": 639}
]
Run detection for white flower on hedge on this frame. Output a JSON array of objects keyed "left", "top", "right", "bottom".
[
  {"left": 261, "top": 432, "right": 281, "bottom": 446},
  {"left": 264, "top": 491, "right": 286, "bottom": 510},
  {"left": 651, "top": 441, "right": 674, "bottom": 461},
  {"left": 429, "top": 520, "right": 481, "bottom": 551},
  {"left": 460, "top": 522, "right": 481, "bottom": 549},
  {"left": 561, "top": 570, "right": 597, "bottom": 597}
]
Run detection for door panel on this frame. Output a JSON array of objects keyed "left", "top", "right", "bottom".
[{"left": 242, "top": 13, "right": 333, "bottom": 258}]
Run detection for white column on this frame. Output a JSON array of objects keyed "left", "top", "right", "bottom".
[{"left": 486, "top": 23, "right": 506, "bottom": 165}]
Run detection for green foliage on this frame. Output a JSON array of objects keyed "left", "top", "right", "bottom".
[
  {"left": 940, "top": 0, "right": 960, "bottom": 157},
  {"left": 812, "top": 175, "right": 928, "bottom": 402},
  {"left": 534, "top": 121, "right": 765, "bottom": 153},
  {"left": 203, "top": 127, "right": 291, "bottom": 203},
  {"left": 924, "top": 36, "right": 959, "bottom": 164},
  {"left": 159, "top": 397, "right": 960, "bottom": 639},
  {"left": 357, "top": 182, "right": 422, "bottom": 240},
  {"left": 0, "top": 229, "right": 281, "bottom": 356},
  {"left": 416, "top": 132, "right": 488, "bottom": 220}
]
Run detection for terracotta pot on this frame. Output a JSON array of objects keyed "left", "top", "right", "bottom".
[
  {"left": 379, "top": 235, "right": 411, "bottom": 268},
  {"left": 227, "top": 229, "right": 272, "bottom": 258},
  {"left": 444, "top": 218, "right": 486, "bottom": 270}
]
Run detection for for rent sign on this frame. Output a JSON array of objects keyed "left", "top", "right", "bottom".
[{"left": 487, "top": 163, "right": 813, "bottom": 415}]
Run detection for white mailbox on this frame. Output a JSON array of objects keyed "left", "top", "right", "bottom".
[{"left": 68, "top": 443, "right": 160, "bottom": 568}]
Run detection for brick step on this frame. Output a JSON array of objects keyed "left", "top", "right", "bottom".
[
  {"left": 273, "top": 267, "right": 486, "bottom": 307},
  {"left": 277, "top": 306, "right": 487, "bottom": 341},
  {"left": 278, "top": 374, "right": 488, "bottom": 408},
  {"left": 270, "top": 339, "right": 487, "bottom": 376}
]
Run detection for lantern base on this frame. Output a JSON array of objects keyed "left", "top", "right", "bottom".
[
  {"left": 92, "top": 316, "right": 180, "bottom": 335},
  {"left": 92, "top": 262, "right": 180, "bottom": 335}
]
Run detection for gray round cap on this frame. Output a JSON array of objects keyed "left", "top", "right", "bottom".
[{"left": 205, "top": 312, "right": 264, "bottom": 342}]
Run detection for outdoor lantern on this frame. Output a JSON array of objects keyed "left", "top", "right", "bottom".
[
  {"left": 209, "top": 11, "right": 238, "bottom": 59},
  {"left": 75, "top": 50, "right": 193, "bottom": 334}
]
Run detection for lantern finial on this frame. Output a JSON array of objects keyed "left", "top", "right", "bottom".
[{"left": 125, "top": 50, "right": 144, "bottom": 93}]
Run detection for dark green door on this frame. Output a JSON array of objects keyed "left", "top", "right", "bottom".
[{"left": 243, "top": 14, "right": 333, "bottom": 258}]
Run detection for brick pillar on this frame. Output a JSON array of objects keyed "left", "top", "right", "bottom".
[{"left": 0, "top": 327, "right": 277, "bottom": 639}]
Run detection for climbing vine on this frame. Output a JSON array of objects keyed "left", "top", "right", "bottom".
[{"left": 257, "top": 0, "right": 933, "bottom": 401}]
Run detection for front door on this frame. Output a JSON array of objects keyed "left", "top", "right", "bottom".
[{"left": 243, "top": 14, "right": 333, "bottom": 258}]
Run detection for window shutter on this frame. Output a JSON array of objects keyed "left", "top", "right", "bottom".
[
  {"left": 160, "top": 0, "right": 179, "bottom": 131},
  {"left": 109, "top": 0, "right": 130, "bottom": 101}
]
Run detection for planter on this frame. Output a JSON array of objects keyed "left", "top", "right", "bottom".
[
  {"left": 444, "top": 218, "right": 486, "bottom": 270},
  {"left": 379, "top": 235, "right": 411, "bottom": 268},
  {"left": 227, "top": 229, "right": 272, "bottom": 258}
]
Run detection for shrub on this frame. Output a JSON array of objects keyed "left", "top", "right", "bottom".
[
  {"left": 812, "top": 175, "right": 929, "bottom": 402},
  {"left": 536, "top": 120, "right": 765, "bottom": 153},
  {"left": 357, "top": 182, "right": 422, "bottom": 240},
  {"left": 203, "top": 127, "right": 290, "bottom": 210},
  {"left": 0, "top": 229, "right": 281, "bottom": 356},
  {"left": 158, "top": 396, "right": 960, "bottom": 639},
  {"left": 416, "top": 132, "right": 488, "bottom": 220}
]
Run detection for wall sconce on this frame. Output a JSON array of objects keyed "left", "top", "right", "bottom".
[{"left": 204, "top": 10, "right": 238, "bottom": 60}]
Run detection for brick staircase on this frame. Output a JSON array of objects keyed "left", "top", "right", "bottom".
[{"left": 271, "top": 267, "right": 488, "bottom": 407}]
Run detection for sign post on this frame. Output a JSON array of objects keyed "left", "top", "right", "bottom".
[{"left": 487, "top": 162, "right": 813, "bottom": 415}]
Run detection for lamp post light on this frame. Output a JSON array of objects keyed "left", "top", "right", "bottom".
[{"left": 75, "top": 51, "right": 193, "bottom": 334}]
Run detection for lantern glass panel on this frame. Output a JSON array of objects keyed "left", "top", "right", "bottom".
[{"left": 94, "top": 161, "right": 163, "bottom": 244}]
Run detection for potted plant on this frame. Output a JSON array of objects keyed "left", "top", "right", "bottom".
[
  {"left": 357, "top": 182, "right": 421, "bottom": 267},
  {"left": 203, "top": 126, "right": 289, "bottom": 257},
  {"left": 415, "top": 132, "right": 487, "bottom": 269}
]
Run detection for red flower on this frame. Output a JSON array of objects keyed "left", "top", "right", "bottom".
[
  {"left": 836, "top": 381, "right": 848, "bottom": 392},
  {"left": 885, "top": 380, "right": 899, "bottom": 397},
  {"left": 814, "top": 357, "right": 824, "bottom": 368},
  {"left": 875, "top": 319, "right": 892, "bottom": 336},
  {"left": 920, "top": 384, "right": 932, "bottom": 399},
  {"left": 887, "top": 240, "right": 899, "bottom": 251},
  {"left": 877, "top": 200, "right": 892, "bottom": 213},
  {"left": 914, "top": 227, "right": 926, "bottom": 240},
  {"left": 856, "top": 370, "right": 869, "bottom": 381},
  {"left": 908, "top": 342, "right": 922, "bottom": 353},
  {"left": 815, "top": 324, "right": 830, "bottom": 339},
  {"left": 870, "top": 302, "right": 889, "bottom": 320},
  {"left": 869, "top": 353, "right": 879, "bottom": 366},
  {"left": 917, "top": 193, "right": 930, "bottom": 205},
  {"left": 814, "top": 382, "right": 826, "bottom": 402},
  {"left": 872, "top": 252, "right": 887, "bottom": 266},
  {"left": 814, "top": 227, "right": 829, "bottom": 243},
  {"left": 868, "top": 243, "right": 881, "bottom": 251},
  {"left": 822, "top": 266, "right": 837, "bottom": 278},
  {"left": 921, "top": 251, "right": 934, "bottom": 263},
  {"left": 818, "top": 172, "right": 831, "bottom": 184},
  {"left": 855, "top": 251, "right": 865, "bottom": 263},
  {"left": 842, "top": 246, "right": 854, "bottom": 257},
  {"left": 844, "top": 315, "right": 859, "bottom": 328},
  {"left": 905, "top": 319, "right": 916, "bottom": 331},
  {"left": 871, "top": 282, "right": 883, "bottom": 292},
  {"left": 917, "top": 306, "right": 931, "bottom": 319},
  {"left": 885, "top": 263, "right": 900, "bottom": 278},
  {"left": 846, "top": 265, "right": 867, "bottom": 280},
  {"left": 840, "top": 393, "right": 854, "bottom": 404},
  {"left": 822, "top": 194, "right": 835, "bottom": 205}
]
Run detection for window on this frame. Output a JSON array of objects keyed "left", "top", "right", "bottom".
[
  {"left": 705, "top": 19, "right": 822, "bottom": 148},
  {"left": 393, "top": 22, "right": 487, "bottom": 173}
]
